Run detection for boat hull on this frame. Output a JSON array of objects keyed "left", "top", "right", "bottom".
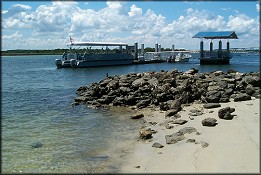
[{"left": 56, "top": 53, "right": 134, "bottom": 68}]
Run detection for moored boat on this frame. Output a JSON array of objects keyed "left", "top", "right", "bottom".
[{"left": 55, "top": 40, "right": 134, "bottom": 68}]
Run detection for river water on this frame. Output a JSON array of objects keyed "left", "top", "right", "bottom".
[{"left": 2, "top": 53, "right": 260, "bottom": 173}]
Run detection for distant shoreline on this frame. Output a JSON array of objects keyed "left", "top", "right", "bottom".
[{"left": 1, "top": 53, "right": 62, "bottom": 56}]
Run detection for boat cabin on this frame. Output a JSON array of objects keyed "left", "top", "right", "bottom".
[{"left": 193, "top": 31, "right": 238, "bottom": 64}]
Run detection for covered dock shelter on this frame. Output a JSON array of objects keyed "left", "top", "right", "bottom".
[{"left": 193, "top": 31, "right": 238, "bottom": 64}]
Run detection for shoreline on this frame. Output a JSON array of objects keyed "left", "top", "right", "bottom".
[
  {"left": 119, "top": 98, "right": 260, "bottom": 173},
  {"left": 73, "top": 68, "right": 260, "bottom": 173}
]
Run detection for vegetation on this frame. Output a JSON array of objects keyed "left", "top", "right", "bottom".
[
  {"left": 2, "top": 47, "right": 259, "bottom": 56},
  {"left": 1, "top": 49, "right": 69, "bottom": 56}
]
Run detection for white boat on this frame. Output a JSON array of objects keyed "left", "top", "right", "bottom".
[
  {"left": 174, "top": 53, "right": 191, "bottom": 62},
  {"left": 167, "top": 52, "right": 192, "bottom": 62},
  {"left": 55, "top": 41, "right": 134, "bottom": 68}
]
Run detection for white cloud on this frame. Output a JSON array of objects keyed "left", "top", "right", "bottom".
[
  {"left": 128, "top": 4, "right": 142, "bottom": 17},
  {"left": 1, "top": 2, "right": 259, "bottom": 50},
  {"left": 256, "top": 3, "right": 260, "bottom": 12},
  {"left": 3, "top": 31, "right": 22, "bottom": 39},
  {"left": 13, "top": 4, "right": 31, "bottom": 10}
]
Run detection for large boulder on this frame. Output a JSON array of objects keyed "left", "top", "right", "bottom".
[
  {"left": 201, "top": 118, "right": 218, "bottom": 127},
  {"left": 205, "top": 91, "right": 221, "bottom": 103},
  {"left": 218, "top": 107, "right": 235, "bottom": 120},
  {"left": 234, "top": 93, "right": 251, "bottom": 102}
]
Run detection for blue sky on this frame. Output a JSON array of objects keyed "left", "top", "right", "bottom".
[{"left": 2, "top": 1, "right": 260, "bottom": 50}]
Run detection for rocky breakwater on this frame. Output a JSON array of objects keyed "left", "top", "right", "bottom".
[{"left": 74, "top": 69, "right": 260, "bottom": 109}]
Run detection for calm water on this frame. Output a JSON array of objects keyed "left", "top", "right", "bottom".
[{"left": 2, "top": 53, "right": 260, "bottom": 173}]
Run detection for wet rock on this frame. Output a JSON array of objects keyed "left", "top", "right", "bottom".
[
  {"left": 165, "top": 132, "right": 185, "bottom": 144},
  {"left": 201, "top": 118, "right": 218, "bottom": 127},
  {"left": 203, "top": 103, "right": 221, "bottom": 109},
  {"left": 30, "top": 142, "right": 43, "bottom": 149},
  {"left": 152, "top": 142, "right": 164, "bottom": 148},
  {"left": 130, "top": 113, "right": 144, "bottom": 119}
]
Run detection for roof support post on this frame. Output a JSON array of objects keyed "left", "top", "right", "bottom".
[
  {"left": 134, "top": 42, "right": 138, "bottom": 60},
  {"left": 200, "top": 40, "right": 204, "bottom": 59},
  {"left": 227, "top": 40, "right": 230, "bottom": 52},
  {"left": 218, "top": 40, "right": 222, "bottom": 58}
]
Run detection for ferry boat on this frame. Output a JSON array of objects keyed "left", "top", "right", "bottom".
[{"left": 55, "top": 41, "right": 134, "bottom": 68}]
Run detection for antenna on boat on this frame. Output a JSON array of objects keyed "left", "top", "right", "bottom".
[{"left": 69, "top": 36, "right": 74, "bottom": 50}]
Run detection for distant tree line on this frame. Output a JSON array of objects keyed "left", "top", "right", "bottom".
[{"left": 1, "top": 47, "right": 188, "bottom": 56}]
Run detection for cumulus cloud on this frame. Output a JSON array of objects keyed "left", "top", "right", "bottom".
[
  {"left": 128, "top": 4, "right": 142, "bottom": 17},
  {"left": 3, "top": 31, "right": 22, "bottom": 39},
  {"left": 1, "top": 2, "right": 259, "bottom": 50},
  {"left": 256, "top": 3, "right": 260, "bottom": 12}
]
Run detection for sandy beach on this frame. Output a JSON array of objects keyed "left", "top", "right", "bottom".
[{"left": 119, "top": 98, "right": 260, "bottom": 173}]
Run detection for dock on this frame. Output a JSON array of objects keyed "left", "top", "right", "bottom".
[{"left": 193, "top": 31, "right": 239, "bottom": 64}]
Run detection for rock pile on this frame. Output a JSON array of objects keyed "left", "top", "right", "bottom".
[{"left": 74, "top": 69, "right": 260, "bottom": 108}]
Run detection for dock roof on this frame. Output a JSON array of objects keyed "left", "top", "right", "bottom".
[{"left": 193, "top": 31, "right": 238, "bottom": 39}]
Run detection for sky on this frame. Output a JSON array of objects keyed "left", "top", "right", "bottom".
[{"left": 1, "top": 1, "right": 260, "bottom": 50}]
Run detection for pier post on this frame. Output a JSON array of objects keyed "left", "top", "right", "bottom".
[
  {"left": 200, "top": 40, "right": 204, "bottom": 59},
  {"left": 134, "top": 42, "right": 138, "bottom": 60},
  {"left": 155, "top": 43, "right": 158, "bottom": 52},
  {"left": 210, "top": 41, "right": 213, "bottom": 52},
  {"left": 226, "top": 41, "right": 230, "bottom": 51},
  {"left": 141, "top": 43, "right": 144, "bottom": 56},
  {"left": 119, "top": 45, "right": 122, "bottom": 53},
  {"left": 218, "top": 40, "right": 222, "bottom": 57}
]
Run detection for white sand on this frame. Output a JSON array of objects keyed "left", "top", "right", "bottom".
[{"left": 119, "top": 98, "right": 260, "bottom": 173}]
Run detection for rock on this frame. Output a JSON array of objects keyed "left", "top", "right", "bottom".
[
  {"left": 200, "top": 141, "right": 209, "bottom": 148},
  {"left": 136, "top": 99, "right": 151, "bottom": 108},
  {"left": 245, "top": 84, "right": 255, "bottom": 95},
  {"left": 90, "top": 154, "right": 109, "bottom": 160},
  {"left": 165, "top": 109, "right": 180, "bottom": 117},
  {"left": 188, "top": 109, "right": 203, "bottom": 116},
  {"left": 234, "top": 93, "right": 251, "bottom": 102},
  {"left": 30, "top": 142, "right": 43, "bottom": 149},
  {"left": 165, "top": 132, "right": 185, "bottom": 144},
  {"left": 218, "top": 107, "right": 235, "bottom": 120},
  {"left": 178, "top": 127, "right": 197, "bottom": 134},
  {"left": 186, "top": 139, "right": 196, "bottom": 143},
  {"left": 159, "top": 122, "right": 173, "bottom": 129},
  {"left": 205, "top": 91, "right": 221, "bottom": 103},
  {"left": 139, "top": 128, "right": 153, "bottom": 139},
  {"left": 171, "top": 119, "right": 188, "bottom": 125},
  {"left": 152, "top": 142, "right": 164, "bottom": 148},
  {"left": 203, "top": 103, "right": 221, "bottom": 109},
  {"left": 130, "top": 113, "right": 144, "bottom": 119},
  {"left": 201, "top": 118, "right": 218, "bottom": 127}
]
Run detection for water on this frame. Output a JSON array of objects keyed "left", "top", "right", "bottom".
[{"left": 2, "top": 53, "right": 260, "bottom": 173}]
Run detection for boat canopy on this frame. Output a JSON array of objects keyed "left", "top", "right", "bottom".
[
  {"left": 67, "top": 42, "right": 129, "bottom": 47},
  {"left": 193, "top": 31, "right": 238, "bottom": 39}
]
